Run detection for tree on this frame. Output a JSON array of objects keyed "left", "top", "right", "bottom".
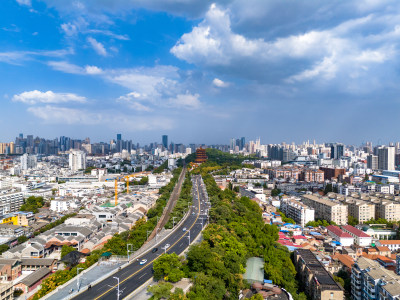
[
  {"left": 147, "top": 282, "right": 173, "bottom": 300},
  {"left": 0, "top": 244, "right": 9, "bottom": 255},
  {"left": 20, "top": 196, "right": 45, "bottom": 213},
  {"left": 334, "top": 276, "right": 345, "bottom": 289},
  {"left": 250, "top": 295, "right": 264, "bottom": 300},
  {"left": 153, "top": 253, "right": 185, "bottom": 282},
  {"left": 348, "top": 215, "right": 358, "bottom": 226},
  {"left": 271, "top": 188, "right": 281, "bottom": 197},
  {"left": 61, "top": 245, "right": 76, "bottom": 259},
  {"left": 324, "top": 184, "right": 333, "bottom": 194},
  {"left": 18, "top": 236, "right": 28, "bottom": 244}
]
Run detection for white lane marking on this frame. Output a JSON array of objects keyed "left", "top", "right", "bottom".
[{"left": 139, "top": 273, "right": 147, "bottom": 279}]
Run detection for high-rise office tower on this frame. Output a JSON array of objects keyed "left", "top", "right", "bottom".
[
  {"left": 240, "top": 137, "right": 245, "bottom": 150},
  {"left": 116, "top": 134, "right": 122, "bottom": 153},
  {"left": 378, "top": 146, "right": 395, "bottom": 170},
  {"left": 330, "top": 143, "right": 344, "bottom": 159},
  {"left": 367, "top": 154, "right": 378, "bottom": 170},
  {"left": 162, "top": 135, "right": 168, "bottom": 149}
]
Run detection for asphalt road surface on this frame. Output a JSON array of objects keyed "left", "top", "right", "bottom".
[{"left": 74, "top": 175, "right": 210, "bottom": 300}]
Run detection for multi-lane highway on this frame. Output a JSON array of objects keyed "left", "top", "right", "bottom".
[{"left": 74, "top": 175, "right": 210, "bottom": 300}]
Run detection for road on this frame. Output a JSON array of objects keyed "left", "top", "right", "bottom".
[{"left": 74, "top": 174, "right": 210, "bottom": 300}]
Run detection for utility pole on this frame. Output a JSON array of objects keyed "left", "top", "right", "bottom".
[{"left": 127, "top": 244, "right": 133, "bottom": 261}]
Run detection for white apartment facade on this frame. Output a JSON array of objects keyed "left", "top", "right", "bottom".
[
  {"left": 69, "top": 150, "right": 86, "bottom": 172},
  {"left": 347, "top": 200, "right": 375, "bottom": 224},
  {"left": 342, "top": 225, "right": 372, "bottom": 247},
  {"left": 301, "top": 194, "right": 348, "bottom": 225},
  {"left": 376, "top": 200, "right": 400, "bottom": 221},
  {"left": 280, "top": 197, "right": 315, "bottom": 227}
]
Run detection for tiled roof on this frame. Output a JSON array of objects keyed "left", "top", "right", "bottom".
[
  {"left": 326, "top": 225, "right": 352, "bottom": 238},
  {"left": 379, "top": 240, "right": 400, "bottom": 245},
  {"left": 342, "top": 225, "right": 371, "bottom": 238}
]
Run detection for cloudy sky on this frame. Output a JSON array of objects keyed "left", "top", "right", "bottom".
[{"left": 1, "top": 0, "right": 400, "bottom": 145}]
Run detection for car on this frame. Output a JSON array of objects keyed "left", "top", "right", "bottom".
[
  {"left": 164, "top": 243, "right": 170, "bottom": 248},
  {"left": 139, "top": 259, "right": 147, "bottom": 265},
  {"left": 192, "top": 212, "right": 195, "bottom": 215},
  {"left": 182, "top": 227, "right": 187, "bottom": 232},
  {"left": 152, "top": 247, "right": 158, "bottom": 253}
]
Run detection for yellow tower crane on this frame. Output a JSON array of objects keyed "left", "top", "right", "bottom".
[{"left": 114, "top": 172, "right": 151, "bottom": 206}]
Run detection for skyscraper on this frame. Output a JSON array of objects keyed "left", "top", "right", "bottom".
[
  {"left": 330, "top": 143, "right": 344, "bottom": 159},
  {"left": 116, "top": 134, "right": 122, "bottom": 153},
  {"left": 162, "top": 135, "right": 168, "bottom": 149},
  {"left": 378, "top": 146, "right": 395, "bottom": 170},
  {"left": 240, "top": 137, "right": 245, "bottom": 150},
  {"left": 69, "top": 150, "right": 86, "bottom": 172}
]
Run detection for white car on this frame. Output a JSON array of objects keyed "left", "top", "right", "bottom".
[
  {"left": 164, "top": 244, "right": 170, "bottom": 248},
  {"left": 139, "top": 259, "right": 147, "bottom": 265},
  {"left": 182, "top": 227, "right": 187, "bottom": 232}
]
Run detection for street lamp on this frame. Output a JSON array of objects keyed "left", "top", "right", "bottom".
[
  {"left": 186, "top": 230, "right": 191, "bottom": 244},
  {"left": 77, "top": 267, "right": 84, "bottom": 291},
  {"left": 113, "top": 276, "right": 123, "bottom": 300}
]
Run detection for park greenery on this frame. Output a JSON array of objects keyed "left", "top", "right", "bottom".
[
  {"left": 150, "top": 171, "right": 307, "bottom": 300},
  {"left": 20, "top": 196, "right": 45, "bottom": 213},
  {"left": 154, "top": 160, "right": 168, "bottom": 174},
  {"left": 165, "top": 174, "right": 192, "bottom": 229},
  {"left": 147, "top": 281, "right": 185, "bottom": 300}
]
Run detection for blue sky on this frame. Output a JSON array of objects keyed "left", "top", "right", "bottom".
[{"left": 1, "top": 0, "right": 400, "bottom": 145}]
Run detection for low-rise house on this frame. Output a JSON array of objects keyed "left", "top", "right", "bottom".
[
  {"left": 14, "top": 267, "right": 51, "bottom": 294},
  {"left": 0, "top": 259, "right": 21, "bottom": 280},
  {"left": 21, "top": 258, "right": 57, "bottom": 272},
  {"left": 342, "top": 225, "right": 372, "bottom": 247},
  {"left": 326, "top": 225, "right": 354, "bottom": 247}
]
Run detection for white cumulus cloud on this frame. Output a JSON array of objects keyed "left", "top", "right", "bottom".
[
  {"left": 212, "top": 78, "right": 229, "bottom": 88},
  {"left": 13, "top": 90, "right": 86, "bottom": 105},
  {"left": 169, "top": 93, "right": 201, "bottom": 110},
  {"left": 87, "top": 37, "right": 107, "bottom": 56}
]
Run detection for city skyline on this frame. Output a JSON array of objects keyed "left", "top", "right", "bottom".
[{"left": 2, "top": 1, "right": 400, "bottom": 144}]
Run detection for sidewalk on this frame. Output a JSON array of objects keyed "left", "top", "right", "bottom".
[{"left": 45, "top": 260, "right": 124, "bottom": 300}]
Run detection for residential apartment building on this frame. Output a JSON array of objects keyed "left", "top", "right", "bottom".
[
  {"left": 301, "top": 169, "right": 325, "bottom": 183},
  {"left": 280, "top": 197, "right": 315, "bottom": 227},
  {"left": 319, "top": 167, "right": 346, "bottom": 180},
  {"left": 367, "top": 154, "right": 378, "bottom": 170},
  {"left": 378, "top": 146, "right": 395, "bottom": 171},
  {"left": 302, "top": 194, "right": 348, "bottom": 225},
  {"left": 352, "top": 257, "right": 400, "bottom": 300},
  {"left": 0, "top": 192, "right": 24, "bottom": 217},
  {"left": 347, "top": 200, "right": 375, "bottom": 224},
  {"left": 69, "top": 150, "right": 86, "bottom": 172},
  {"left": 294, "top": 249, "right": 344, "bottom": 300},
  {"left": 376, "top": 200, "right": 400, "bottom": 221},
  {"left": 342, "top": 225, "right": 372, "bottom": 247}
]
